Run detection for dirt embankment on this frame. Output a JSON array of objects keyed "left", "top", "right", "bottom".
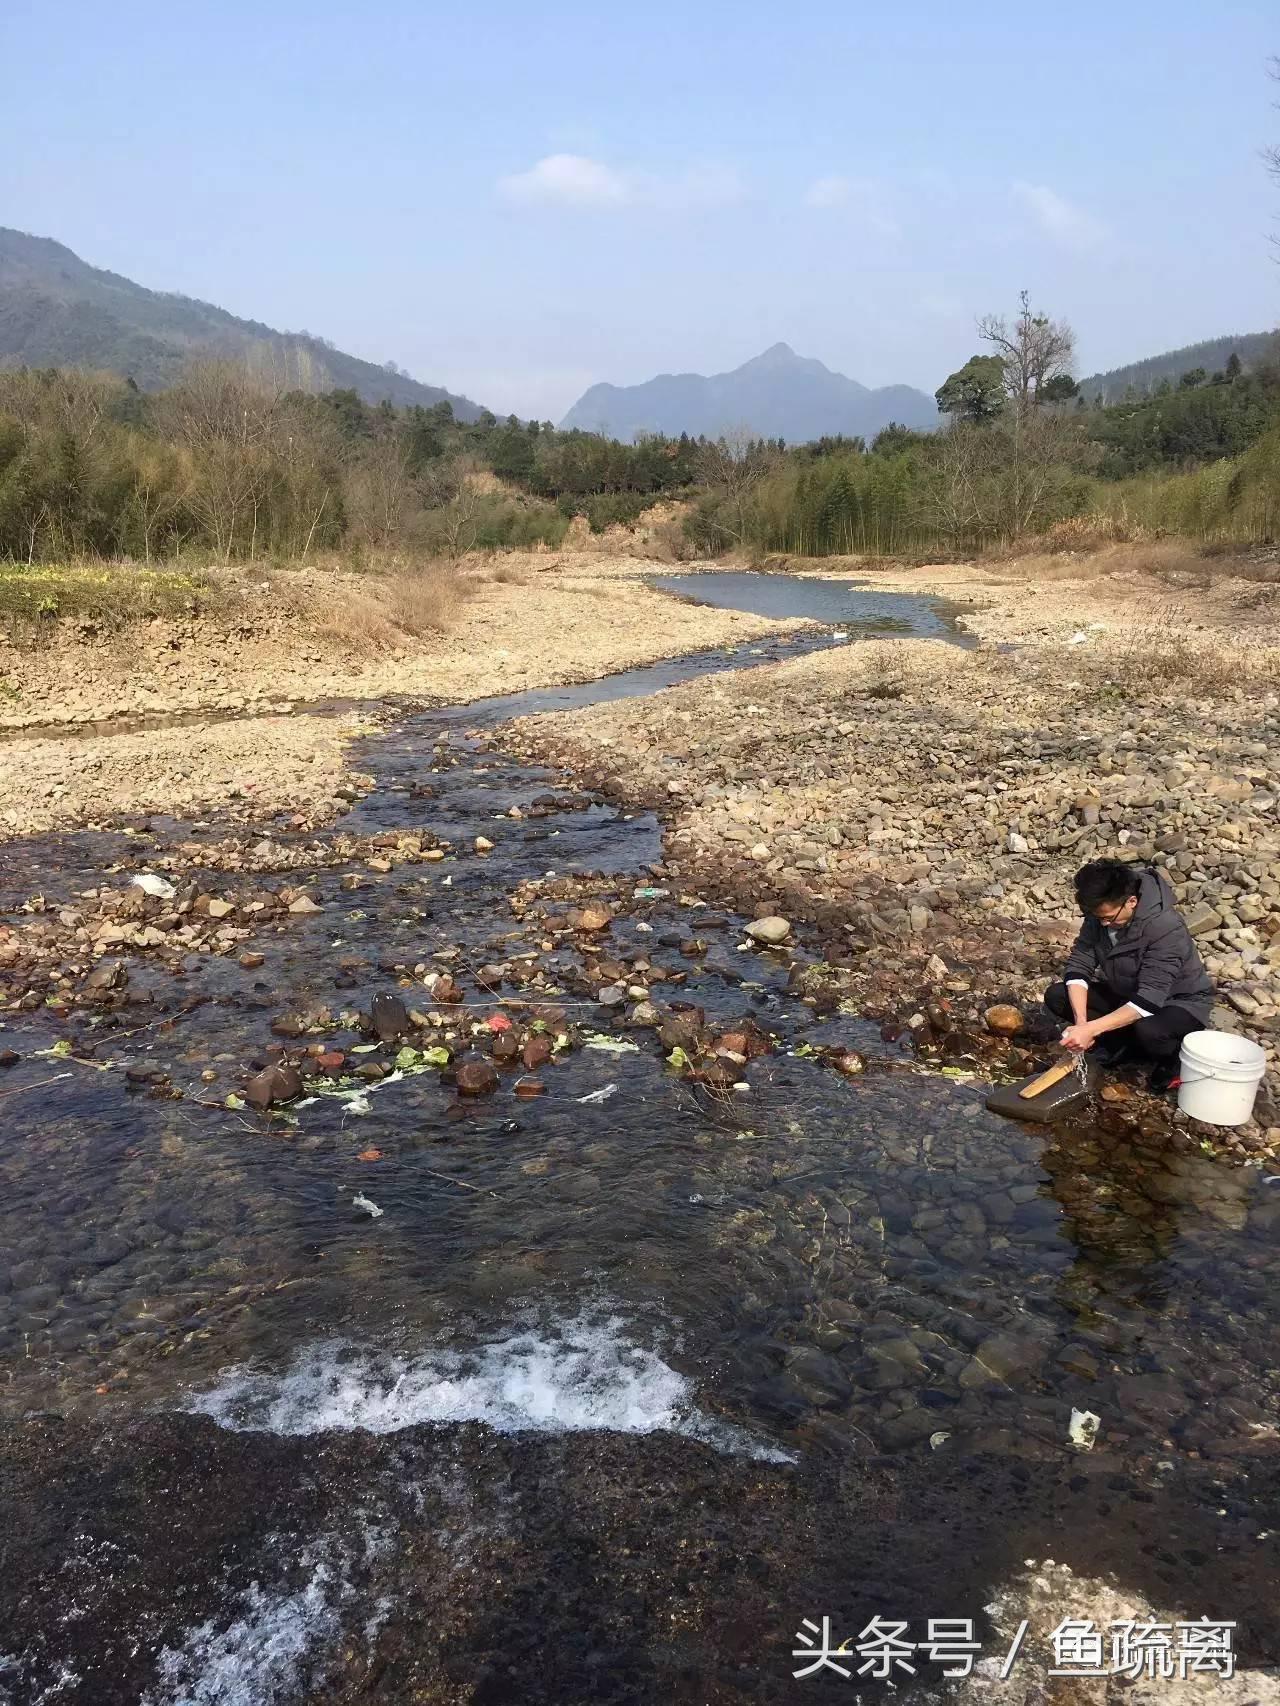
[{"left": 0, "top": 553, "right": 805, "bottom": 836}]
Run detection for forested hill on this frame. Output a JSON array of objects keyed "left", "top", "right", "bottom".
[
  {"left": 0, "top": 228, "right": 484, "bottom": 418},
  {"left": 1079, "top": 330, "right": 1275, "bottom": 403}
]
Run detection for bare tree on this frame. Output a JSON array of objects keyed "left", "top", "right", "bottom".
[
  {"left": 694, "top": 425, "right": 778, "bottom": 548},
  {"left": 420, "top": 454, "right": 484, "bottom": 561},
  {"left": 978, "top": 292, "right": 1075, "bottom": 411},
  {"left": 346, "top": 434, "right": 417, "bottom": 548},
  {"left": 129, "top": 465, "right": 186, "bottom": 564},
  {"left": 157, "top": 363, "right": 281, "bottom": 561},
  {"left": 923, "top": 409, "right": 1091, "bottom": 546}
]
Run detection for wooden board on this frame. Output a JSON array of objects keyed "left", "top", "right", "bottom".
[
  {"left": 986, "top": 1057, "right": 1100, "bottom": 1124},
  {"left": 1019, "top": 1057, "right": 1076, "bottom": 1099}
]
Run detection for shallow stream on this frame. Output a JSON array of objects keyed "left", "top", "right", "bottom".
[{"left": 1, "top": 579, "right": 1277, "bottom": 1704}]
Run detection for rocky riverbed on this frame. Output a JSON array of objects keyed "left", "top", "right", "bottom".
[{"left": 510, "top": 564, "right": 1280, "bottom": 1159}]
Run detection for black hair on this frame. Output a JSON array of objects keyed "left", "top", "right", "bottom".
[{"left": 1074, "top": 859, "right": 1141, "bottom": 913}]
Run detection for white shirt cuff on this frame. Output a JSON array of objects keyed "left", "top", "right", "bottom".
[{"left": 1066, "top": 979, "right": 1150, "bottom": 1019}]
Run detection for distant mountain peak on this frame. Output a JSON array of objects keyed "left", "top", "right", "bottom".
[{"left": 561, "top": 344, "right": 936, "bottom": 443}]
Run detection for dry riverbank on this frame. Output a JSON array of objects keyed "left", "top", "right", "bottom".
[{"left": 0, "top": 552, "right": 805, "bottom": 835}]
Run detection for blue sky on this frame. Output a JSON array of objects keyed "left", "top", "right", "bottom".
[{"left": 3, "top": 0, "right": 1277, "bottom": 419}]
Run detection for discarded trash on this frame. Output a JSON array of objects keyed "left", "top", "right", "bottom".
[
  {"left": 929, "top": 1431, "right": 951, "bottom": 1451},
  {"left": 633, "top": 886, "right": 669, "bottom": 899},
  {"left": 582, "top": 1033, "right": 640, "bottom": 1054},
  {"left": 132, "top": 873, "right": 176, "bottom": 899},
  {"left": 1069, "top": 1408, "right": 1100, "bottom": 1450},
  {"left": 830, "top": 630, "right": 849, "bottom": 641},
  {"left": 352, "top": 1193, "right": 383, "bottom": 1218},
  {"left": 578, "top": 1083, "right": 618, "bottom": 1104},
  {"left": 1068, "top": 630, "right": 1089, "bottom": 645}
]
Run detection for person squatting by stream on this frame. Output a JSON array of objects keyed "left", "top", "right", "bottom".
[{"left": 1044, "top": 859, "right": 1216, "bottom": 1094}]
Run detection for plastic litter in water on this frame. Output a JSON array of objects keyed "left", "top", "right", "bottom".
[
  {"left": 351, "top": 1194, "right": 383, "bottom": 1219},
  {"left": 582, "top": 1034, "right": 640, "bottom": 1054},
  {"left": 577, "top": 1083, "right": 618, "bottom": 1104},
  {"left": 182, "top": 1316, "right": 793, "bottom": 1461},
  {"left": 132, "top": 873, "right": 176, "bottom": 899},
  {"left": 1069, "top": 1407, "right": 1100, "bottom": 1450}
]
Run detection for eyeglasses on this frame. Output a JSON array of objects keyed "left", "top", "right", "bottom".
[{"left": 1093, "top": 900, "right": 1133, "bottom": 924}]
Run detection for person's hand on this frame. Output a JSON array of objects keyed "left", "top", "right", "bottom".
[{"left": 1061, "top": 1023, "right": 1096, "bottom": 1053}]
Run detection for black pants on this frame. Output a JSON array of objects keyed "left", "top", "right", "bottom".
[{"left": 1044, "top": 981, "right": 1202, "bottom": 1064}]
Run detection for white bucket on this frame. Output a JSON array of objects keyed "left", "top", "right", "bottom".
[{"left": 1177, "top": 1030, "right": 1267, "bottom": 1127}]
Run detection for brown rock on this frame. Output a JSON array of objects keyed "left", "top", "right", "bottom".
[
  {"left": 239, "top": 952, "right": 266, "bottom": 969},
  {"left": 522, "top": 1035, "right": 553, "bottom": 1069},
  {"left": 288, "top": 895, "right": 322, "bottom": 915},
  {"left": 456, "top": 1059, "right": 499, "bottom": 1096},
  {"left": 244, "top": 1062, "right": 303, "bottom": 1108},
  {"left": 985, "top": 1004, "right": 1025, "bottom": 1036},
  {"left": 575, "top": 905, "right": 611, "bottom": 932},
  {"left": 432, "top": 974, "right": 464, "bottom": 1004},
  {"left": 491, "top": 1031, "right": 521, "bottom": 1064},
  {"left": 692, "top": 1059, "right": 739, "bottom": 1089},
  {"left": 514, "top": 1076, "right": 546, "bottom": 1097},
  {"left": 84, "top": 960, "right": 126, "bottom": 993}
]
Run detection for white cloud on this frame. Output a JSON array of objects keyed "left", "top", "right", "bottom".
[
  {"left": 802, "top": 174, "right": 899, "bottom": 235},
  {"left": 1013, "top": 181, "right": 1105, "bottom": 250},
  {"left": 803, "top": 174, "right": 851, "bottom": 208},
  {"left": 498, "top": 154, "right": 744, "bottom": 211},
  {"left": 498, "top": 153, "right": 628, "bottom": 207}
]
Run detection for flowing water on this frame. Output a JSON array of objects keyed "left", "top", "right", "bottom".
[{"left": 1, "top": 581, "right": 1277, "bottom": 1704}]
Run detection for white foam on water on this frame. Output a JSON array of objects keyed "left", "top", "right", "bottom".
[
  {"left": 185, "top": 1317, "right": 792, "bottom": 1462},
  {"left": 146, "top": 1523, "right": 390, "bottom": 1706},
  {"left": 148, "top": 1569, "right": 339, "bottom": 1706}
]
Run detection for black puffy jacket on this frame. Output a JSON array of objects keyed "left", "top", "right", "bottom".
[{"left": 1064, "top": 867, "right": 1215, "bottom": 1021}]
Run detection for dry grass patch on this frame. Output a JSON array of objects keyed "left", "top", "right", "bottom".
[
  {"left": 484, "top": 559, "right": 530, "bottom": 586},
  {"left": 309, "top": 562, "right": 468, "bottom": 656}
]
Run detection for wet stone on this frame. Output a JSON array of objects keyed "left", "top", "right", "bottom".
[
  {"left": 455, "top": 1059, "right": 500, "bottom": 1096},
  {"left": 371, "top": 992, "right": 411, "bottom": 1042},
  {"left": 244, "top": 1062, "right": 303, "bottom": 1108}
]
